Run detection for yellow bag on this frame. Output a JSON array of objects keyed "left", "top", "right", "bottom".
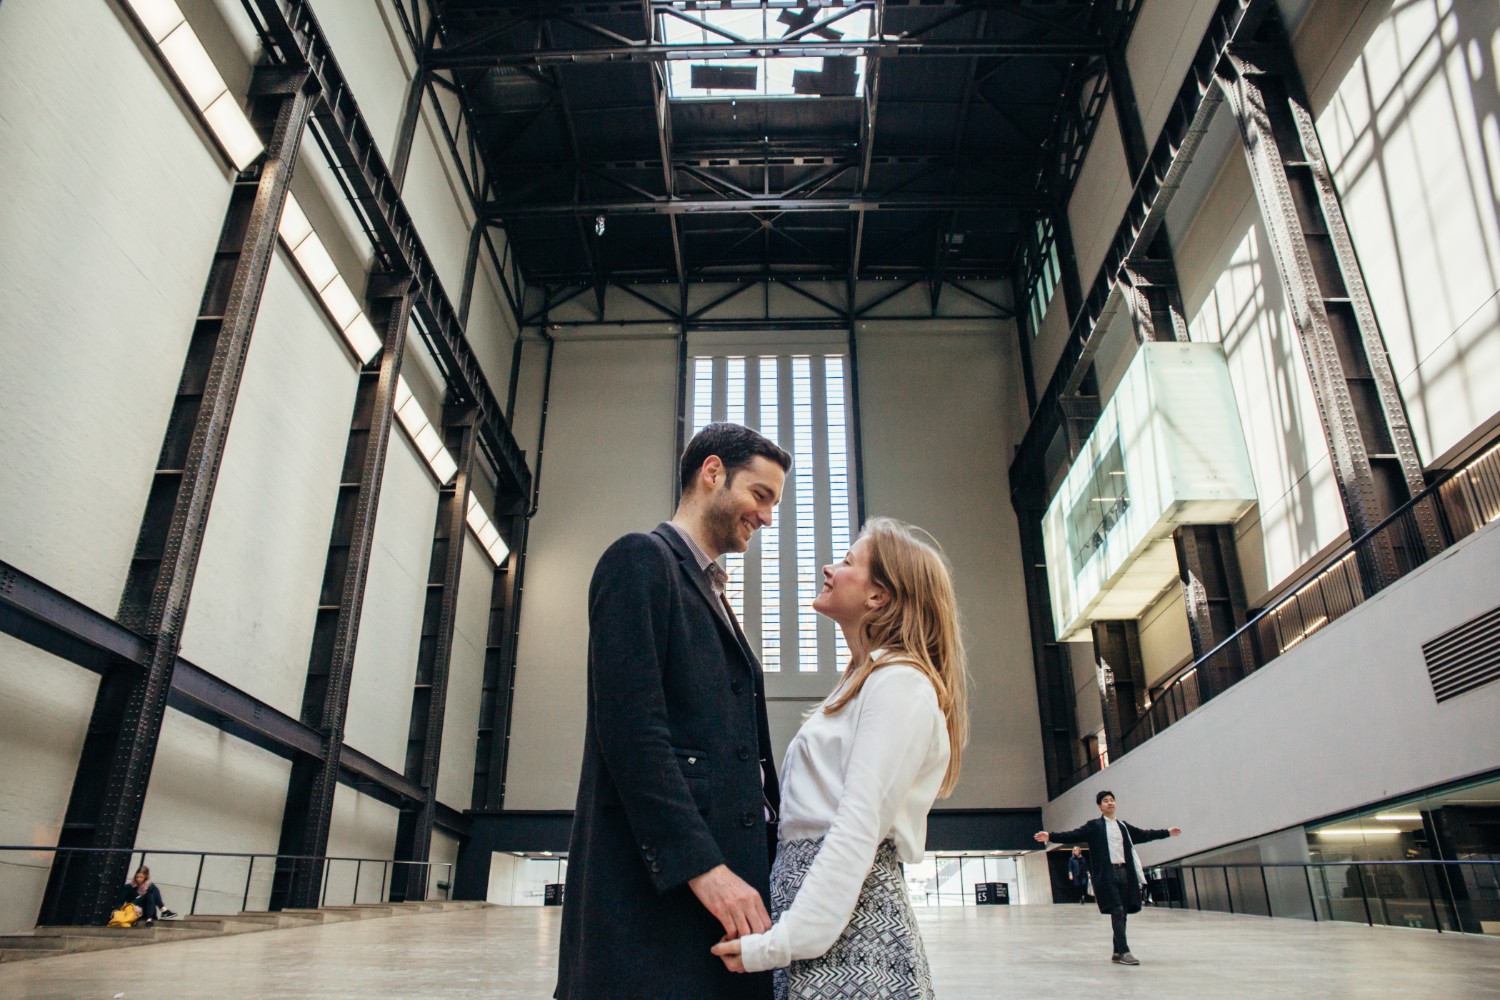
[{"left": 107, "top": 905, "right": 139, "bottom": 928}]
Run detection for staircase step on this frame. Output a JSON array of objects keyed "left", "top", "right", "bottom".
[
  {"left": 171, "top": 916, "right": 270, "bottom": 935},
  {"left": 34, "top": 925, "right": 219, "bottom": 943},
  {"left": 317, "top": 905, "right": 395, "bottom": 918}
]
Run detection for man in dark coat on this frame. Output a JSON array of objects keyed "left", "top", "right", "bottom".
[
  {"left": 1036, "top": 790, "right": 1181, "bottom": 966},
  {"left": 556, "top": 423, "right": 792, "bottom": 1000},
  {"left": 1067, "top": 846, "right": 1090, "bottom": 903}
]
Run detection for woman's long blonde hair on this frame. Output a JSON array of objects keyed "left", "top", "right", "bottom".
[{"left": 823, "top": 517, "right": 969, "bottom": 797}]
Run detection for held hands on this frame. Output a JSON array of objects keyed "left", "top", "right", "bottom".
[
  {"left": 688, "top": 864, "right": 771, "bottom": 939},
  {"left": 711, "top": 936, "right": 746, "bottom": 973}
]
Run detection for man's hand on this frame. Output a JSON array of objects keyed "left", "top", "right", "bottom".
[
  {"left": 1169, "top": 827, "right": 1182, "bottom": 836},
  {"left": 711, "top": 936, "right": 747, "bottom": 973},
  {"left": 689, "top": 865, "right": 771, "bottom": 938},
  {"left": 1033, "top": 831, "right": 1049, "bottom": 843}
]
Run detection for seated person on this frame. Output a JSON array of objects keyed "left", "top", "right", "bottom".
[{"left": 118, "top": 866, "right": 165, "bottom": 926}]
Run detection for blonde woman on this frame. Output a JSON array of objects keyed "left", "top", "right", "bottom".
[{"left": 713, "top": 517, "right": 968, "bottom": 999}]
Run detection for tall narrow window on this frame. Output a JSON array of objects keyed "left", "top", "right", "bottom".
[
  {"left": 686, "top": 349, "right": 859, "bottom": 677},
  {"left": 825, "top": 357, "right": 853, "bottom": 667},
  {"left": 759, "top": 358, "right": 782, "bottom": 671},
  {"left": 724, "top": 358, "right": 747, "bottom": 618}
]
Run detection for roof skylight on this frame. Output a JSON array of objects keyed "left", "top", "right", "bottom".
[{"left": 661, "top": 4, "right": 871, "bottom": 100}]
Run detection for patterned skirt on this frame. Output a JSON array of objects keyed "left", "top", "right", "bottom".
[{"left": 770, "top": 838, "right": 935, "bottom": 1000}]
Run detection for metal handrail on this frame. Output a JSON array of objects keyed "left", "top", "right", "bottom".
[
  {"left": 1144, "top": 858, "right": 1500, "bottom": 935},
  {"left": 1067, "top": 441, "right": 1500, "bottom": 785},
  {"left": 1, "top": 844, "right": 454, "bottom": 924}
]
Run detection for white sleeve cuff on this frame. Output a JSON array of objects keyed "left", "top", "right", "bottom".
[{"left": 738, "top": 923, "right": 790, "bottom": 973}]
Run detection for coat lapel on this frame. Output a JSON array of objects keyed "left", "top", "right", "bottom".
[{"left": 653, "top": 524, "right": 754, "bottom": 667}]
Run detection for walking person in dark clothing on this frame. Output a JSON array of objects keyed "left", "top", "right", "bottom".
[
  {"left": 1067, "top": 846, "right": 1091, "bottom": 904},
  {"left": 1035, "top": 791, "right": 1180, "bottom": 966}
]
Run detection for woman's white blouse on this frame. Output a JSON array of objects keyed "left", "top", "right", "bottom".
[{"left": 738, "top": 660, "right": 949, "bottom": 973}]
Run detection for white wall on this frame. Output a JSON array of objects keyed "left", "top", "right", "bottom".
[
  {"left": 345, "top": 436, "right": 438, "bottom": 773},
  {"left": 179, "top": 256, "right": 361, "bottom": 716},
  {"left": 0, "top": 0, "right": 230, "bottom": 613},
  {"left": 1045, "top": 519, "right": 1500, "bottom": 863},
  {"left": 135, "top": 710, "right": 293, "bottom": 916},
  {"left": 854, "top": 323, "right": 1047, "bottom": 807},
  {"left": 504, "top": 339, "right": 680, "bottom": 810},
  {"left": 437, "top": 534, "right": 495, "bottom": 808},
  {"left": 0, "top": 641, "right": 100, "bottom": 932},
  {"left": 326, "top": 786, "right": 401, "bottom": 904}
]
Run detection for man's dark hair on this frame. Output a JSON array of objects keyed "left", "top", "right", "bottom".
[
  {"left": 1096, "top": 789, "right": 1115, "bottom": 806},
  {"left": 679, "top": 422, "right": 792, "bottom": 495}
]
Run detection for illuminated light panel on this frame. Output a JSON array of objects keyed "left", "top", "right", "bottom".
[
  {"left": 1312, "top": 829, "right": 1403, "bottom": 837},
  {"left": 466, "top": 494, "right": 511, "bottom": 566},
  {"left": 130, "top": 5, "right": 264, "bottom": 170},
  {"left": 125, "top": 0, "right": 187, "bottom": 42},
  {"left": 1374, "top": 813, "right": 1423, "bottom": 822}
]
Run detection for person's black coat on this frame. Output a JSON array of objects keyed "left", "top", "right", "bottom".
[
  {"left": 117, "top": 882, "right": 164, "bottom": 921},
  {"left": 1049, "top": 818, "right": 1170, "bottom": 915},
  {"left": 1067, "top": 853, "right": 1089, "bottom": 886},
  {"left": 556, "top": 524, "right": 780, "bottom": 1000}
]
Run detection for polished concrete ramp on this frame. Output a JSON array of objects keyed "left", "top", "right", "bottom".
[{"left": 2, "top": 903, "right": 1497, "bottom": 998}]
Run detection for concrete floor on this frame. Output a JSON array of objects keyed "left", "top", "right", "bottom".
[{"left": 3, "top": 904, "right": 1498, "bottom": 998}]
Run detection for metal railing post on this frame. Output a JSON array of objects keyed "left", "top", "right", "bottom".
[
  {"left": 355, "top": 859, "right": 363, "bottom": 905},
  {"left": 1223, "top": 866, "right": 1234, "bottom": 914},
  {"left": 1304, "top": 864, "right": 1318, "bottom": 922},
  {"left": 1191, "top": 867, "right": 1200, "bottom": 910},
  {"left": 1417, "top": 862, "right": 1441, "bottom": 933},
  {"left": 321, "top": 858, "right": 331, "bottom": 907},
  {"left": 242, "top": 855, "right": 255, "bottom": 913},
  {"left": 1355, "top": 865, "right": 1373, "bottom": 926},
  {"left": 191, "top": 854, "right": 206, "bottom": 916},
  {"left": 1260, "top": 865, "right": 1272, "bottom": 917}
]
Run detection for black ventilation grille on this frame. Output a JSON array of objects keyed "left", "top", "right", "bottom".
[{"left": 1424, "top": 605, "right": 1500, "bottom": 703}]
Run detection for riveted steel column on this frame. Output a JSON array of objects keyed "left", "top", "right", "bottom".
[
  {"left": 1123, "top": 239, "right": 1192, "bottom": 345},
  {"left": 1174, "top": 524, "right": 1255, "bottom": 699},
  {"left": 1218, "top": 17, "right": 1435, "bottom": 586},
  {"left": 473, "top": 503, "right": 525, "bottom": 811},
  {"left": 271, "top": 271, "right": 416, "bottom": 910},
  {"left": 392, "top": 404, "right": 478, "bottom": 901},
  {"left": 1091, "top": 619, "right": 1147, "bottom": 756},
  {"left": 41, "top": 67, "right": 316, "bottom": 926},
  {"left": 1017, "top": 505, "right": 1081, "bottom": 796}
]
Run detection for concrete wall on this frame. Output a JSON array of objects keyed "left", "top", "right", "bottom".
[{"left": 504, "top": 338, "right": 681, "bottom": 810}]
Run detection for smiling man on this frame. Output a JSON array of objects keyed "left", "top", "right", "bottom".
[{"left": 556, "top": 423, "right": 792, "bottom": 1000}]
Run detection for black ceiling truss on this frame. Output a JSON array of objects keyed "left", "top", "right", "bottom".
[{"left": 420, "top": 1, "right": 1140, "bottom": 287}]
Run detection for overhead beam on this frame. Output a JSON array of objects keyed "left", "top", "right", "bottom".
[
  {"left": 429, "top": 40, "right": 1107, "bottom": 70},
  {"left": 488, "top": 193, "right": 1047, "bottom": 219}
]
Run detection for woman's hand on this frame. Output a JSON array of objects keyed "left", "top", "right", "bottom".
[{"left": 711, "top": 936, "right": 746, "bottom": 973}]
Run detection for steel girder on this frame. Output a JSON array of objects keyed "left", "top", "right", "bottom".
[
  {"left": 1009, "top": 0, "right": 1273, "bottom": 504},
  {"left": 271, "top": 274, "right": 417, "bottom": 911},
  {"left": 243, "top": 0, "right": 531, "bottom": 503},
  {"left": 392, "top": 407, "right": 479, "bottom": 901},
  {"left": 1090, "top": 619, "right": 1147, "bottom": 760},
  {"left": 1172, "top": 525, "right": 1255, "bottom": 699},
  {"left": 39, "top": 69, "right": 316, "bottom": 928},
  {"left": 1216, "top": 22, "right": 1437, "bottom": 583}
]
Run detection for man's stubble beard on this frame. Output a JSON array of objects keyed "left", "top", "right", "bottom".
[{"left": 702, "top": 487, "right": 745, "bottom": 555}]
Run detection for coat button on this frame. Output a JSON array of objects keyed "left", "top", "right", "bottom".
[
  {"left": 640, "top": 842, "right": 651, "bottom": 851},
  {"left": 741, "top": 810, "right": 756, "bottom": 828},
  {"left": 737, "top": 746, "right": 751, "bottom": 761},
  {"left": 732, "top": 679, "right": 744, "bottom": 694},
  {"left": 650, "top": 861, "right": 662, "bottom": 874},
  {"left": 645, "top": 848, "right": 658, "bottom": 861}
]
